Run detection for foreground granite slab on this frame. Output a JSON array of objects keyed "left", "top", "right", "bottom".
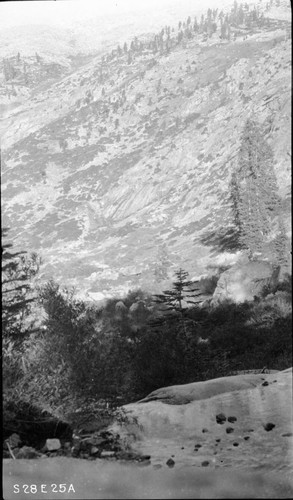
[
  {"left": 113, "top": 368, "right": 293, "bottom": 474},
  {"left": 3, "top": 369, "right": 292, "bottom": 499}
]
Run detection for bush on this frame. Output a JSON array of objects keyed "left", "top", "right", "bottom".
[{"left": 5, "top": 269, "right": 291, "bottom": 419}]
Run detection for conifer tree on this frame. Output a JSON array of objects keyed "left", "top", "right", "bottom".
[
  {"left": 154, "top": 244, "right": 171, "bottom": 283},
  {"left": 153, "top": 268, "right": 202, "bottom": 313},
  {"left": 221, "top": 22, "right": 227, "bottom": 39},
  {"left": 2, "top": 228, "right": 41, "bottom": 342},
  {"left": 273, "top": 220, "right": 290, "bottom": 268},
  {"left": 230, "top": 119, "right": 281, "bottom": 255}
]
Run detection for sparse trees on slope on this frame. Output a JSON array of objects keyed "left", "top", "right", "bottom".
[{"left": 230, "top": 119, "right": 281, "bottom": 255}]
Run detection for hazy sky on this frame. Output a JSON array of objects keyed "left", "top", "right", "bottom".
[{"left": 0, "top": 0, "right": 233, "bottom": 30}]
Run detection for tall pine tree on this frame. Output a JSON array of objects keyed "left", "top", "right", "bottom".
[{"left": 231, "top": 119, "right": 281, "bottom": 255}]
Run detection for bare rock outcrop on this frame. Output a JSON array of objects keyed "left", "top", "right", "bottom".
[{"left": 212, "top": 261, "right": 280, "bottom": 304}]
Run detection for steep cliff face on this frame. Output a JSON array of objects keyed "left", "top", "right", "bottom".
[{"left": 1, "top": 1, "right": 291, "bottom": 298}]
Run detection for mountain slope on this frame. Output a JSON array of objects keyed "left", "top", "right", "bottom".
[{"left": 1, "top": 1, "right": 291, "bottom": 298}]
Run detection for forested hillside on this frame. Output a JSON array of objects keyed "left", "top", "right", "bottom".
[
  {"left": 2, "top": 0, "right": 292, "bottom": 471},
  {"left": 1, "top": 0, "right": 291, "bottom": 299}
]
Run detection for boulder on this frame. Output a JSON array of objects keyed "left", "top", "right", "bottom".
[
  {"left": 101, "top": 450, "right": 116, "bottom": 458},
  {"left": 114, "top": 301, "right": 128, "bottom": 320},
  {"left": 44, "top": 438, "right": 61, "bottom": 451},
  {"left": 129, "top": 301, "right": 149, "bottom": 323},
  {"left": 129, "top": 301, "right": 145, "bottom": 314},
  {"left": 212, "top": 261, "right": 280, "bottom": 304},
  {"left": 115, "top": 301, "right": 127, "bottom": 313}
]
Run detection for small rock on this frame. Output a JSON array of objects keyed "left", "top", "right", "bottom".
[
  {"left": 202, "top": 428, "right": 209, "bottom": 433},
  {"left": 226, "top": 427, "right": 234, "bottom": 434},
  {"left": 116, "top": 451, "right": 136, "bottom": 460},
  {"left": 84, "top": 436, "right": 108, "bottom": 447},
  {"left": 181, "top": 447, "right": 184, "bottom": 450},
  {"left": 139, "top": 455, "right": 151, "bottom": 461},
  {"left": 264, "top": 423, "right": 275, "bottom": 431},
  {"left": 201, "top": 461, "right": 210, "bottom": 467},
  {"left": 244, "top": 436, "right": 250, "bottom": 441},
  {"left": 227, "top": 416, "right": 237, "bottom": 423},
  {"left": 215, "top": 439, "right": 221, "bottom": 443},
  {"left": 194, "top": 444, "right": 202, "bottom": 449},
  {"left": 282, "top": 432, "right": 293, "bottom": 437},
  {"left": 166, "top": 458, "right": 175, "bottom": 467},
  {"left": 15, "top": 446, "right": 40, "bottom": 459},
  {"left": 262, "top": 381, "right": 269, "bottom": 386},
  {"left": 72, "top": 445, "right": 80, "bottom": 457},
  {"left": 90, "top": 446, "right": 101, "bottom": 456},
  {"left": 216, "top": 413, "right": 226, "bottom": 424},
  {"left": 137, "top": 460, "right": 151, "bottom": 467},
  {"left": 45, "top": 438, "right": 61, "bottom": 451},
  {"left": 233, "top": 442, "right": 239, "bottom": 447},
  {"left": 101, "top": 451, "right": 116, "bottom": 458}
]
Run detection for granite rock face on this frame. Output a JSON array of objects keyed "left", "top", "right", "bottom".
[
  {"left": 111, "top": 368, "right": 292, "bottom": 474},
  {"left": 212, "top": 261, "right": 280, "bottom": 303}
]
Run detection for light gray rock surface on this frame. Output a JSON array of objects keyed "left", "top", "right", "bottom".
[
  {"left": 212, "top": 261, "right": 280, "bottom": 303},
  {"left": 44, "top": 439, "right": 61, "bottom": 452},
  {"left": 112, "top": 369, "right": 293, "bottom": 475},
  {"left": 136, "top": 373, "right": 270, "bottom": 405}
]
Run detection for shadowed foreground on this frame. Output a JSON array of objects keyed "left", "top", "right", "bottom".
[
  {"left": 3, "top": 370, "right": 292, "bottom": 499},
  {"left": 3, "top": 457, "right": 293, "bottom": 499}
]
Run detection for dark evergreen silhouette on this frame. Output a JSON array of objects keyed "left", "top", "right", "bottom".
[
  {"left": 2, "top": 229, "right": 41, "bottom": 342},
  {"left": 153, "top": 268, "right": 202, "bottom": 313}
]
